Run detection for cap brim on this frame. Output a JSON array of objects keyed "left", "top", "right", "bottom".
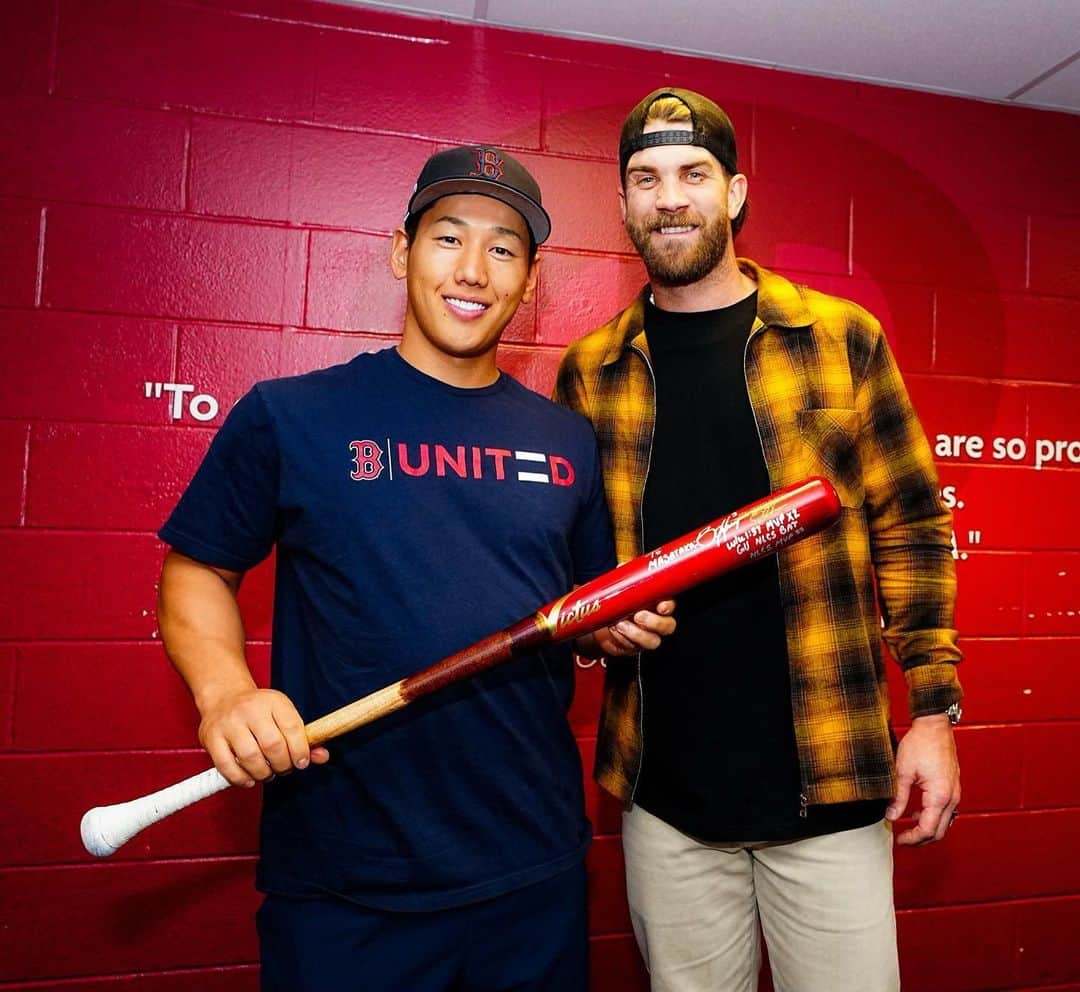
[{"left": 407, "top": 177, "right": 551, "bottom": 246}]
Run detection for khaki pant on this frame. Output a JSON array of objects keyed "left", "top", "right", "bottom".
[{"left": 622, "top": 806, "right": 900, "bottom": 992}]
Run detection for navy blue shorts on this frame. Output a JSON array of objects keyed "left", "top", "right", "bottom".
[{"left": 257, "top": 862, "right": 588, "bottom": 992}]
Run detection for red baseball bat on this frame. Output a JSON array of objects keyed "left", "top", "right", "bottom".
[{"left": 81, "top": 477, "right": 840, "bottom": 857}]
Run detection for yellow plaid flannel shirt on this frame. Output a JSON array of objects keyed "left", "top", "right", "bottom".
[{"left": 555, "top": 259, "right": 963, "bottom": 806}]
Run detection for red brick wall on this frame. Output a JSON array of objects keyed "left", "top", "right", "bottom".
[{"left": 1, "top": 1, "right": 1078, "bottom": 988}]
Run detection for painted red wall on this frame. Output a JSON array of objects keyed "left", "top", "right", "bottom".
[{"left": 1, "top": 0, "right": 1078, "bottom": 988}]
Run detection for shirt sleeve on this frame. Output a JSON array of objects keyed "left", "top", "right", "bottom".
[
  {"left": 854, "top": 328, "right": 963, "bottom": 718},
  {"left": 570, "top": 435, "right": 617, "bottom": 584},
  {"left": 158, "top": 386, "right": 280, "bottom": 572}
]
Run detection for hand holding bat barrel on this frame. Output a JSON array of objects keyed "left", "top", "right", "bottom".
[{"left": 81, "top": 476, "right": 840, "bottom": 857}]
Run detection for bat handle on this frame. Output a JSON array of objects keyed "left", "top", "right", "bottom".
[{"left": 80, "top": 765, "right": 230, "bottom": 857}]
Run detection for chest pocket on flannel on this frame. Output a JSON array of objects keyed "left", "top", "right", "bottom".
[{"left": 797, "top": 408, "right": 864, "bottom": 508}]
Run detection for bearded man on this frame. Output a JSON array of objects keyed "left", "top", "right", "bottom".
[{"left": 555, "top": 88, "right": 963, "bottom": 992}]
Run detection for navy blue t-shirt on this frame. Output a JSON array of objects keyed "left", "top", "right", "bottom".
[{"left": 160, "top": 348, "right": 616, "bottom": 911}]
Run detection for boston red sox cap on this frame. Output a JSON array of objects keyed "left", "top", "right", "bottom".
[
  {"left": 405, "top": 146, "right": 551, "bottom": 245},
  {"left": 619, "top": 87, "right": 739, "bottom": 180}
]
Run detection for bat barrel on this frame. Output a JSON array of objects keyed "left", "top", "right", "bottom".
[{"left": 539, "top": 476, "right": 840, "bottom": 640}]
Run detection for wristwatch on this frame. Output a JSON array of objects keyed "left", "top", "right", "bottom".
[{"left": 945, "top": 702, "right": 962, "bottom": 726}]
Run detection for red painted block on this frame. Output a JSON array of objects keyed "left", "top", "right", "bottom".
[
  {"left": 587, "top": 835, "right": 632, "bottom": 935},
  {"left": 951, "top": 724, "right": 1025, "bottom": 813},
  {"left": 257, "top": 127, "right": 432, "bottom": 234},
  {"left": 521, "top": 153, "right": 629, "bottom": 252},
  {"left": 175, "top": 323, "right": 283, "bottom": 428},
  {"left": 739, "top": 181, "right": 849, "bottom": 277},
  {"left": 758, "top": 93, "right": 1066, "bottom": 222},
  {"left": 896, "top": 903, "right": 1016, "bottom": 992},
  {"left": 863, "top": 97, "right": 1079, "bottom": 218},
  {"left": 14, "top": 643, "right": 197, "bottom": 750},
  {"left": 589, "top": 934, "right": 649, "bottom": 992},
  {"left": 305, "top": 230, "right": 404, "bottom": 334},
  {"left": 190, "top": 117, "right": 434, "bottom": 232},
  {"left": 753, "top": 105, "right": 881, "bottom": 188},
  {"left": 56, "top": 0, "right": 316, "bottom": 121},
  {"left": 953, "top": 551, "right": 1025, "bottom": 636},
  {"left": 0, "top": 199, "right": 40, "bottom": 308},
  {"left": 278, "top": 330, "right": 393, "bottom": 380},
  {"left": 690, "top": 51, "right": 850, "bottom": 119},
  {"left": 43, "top": 205, "right": 306, "bottom": 326},
  {"left": 188, "top": 117, "right": 291, "bottom": 222},
  {"left": 792, "top": 274, "right": 934, "bottom": 373},
  {"left": 6, "top": 965, "right": 259, "bottom": 992},
  {"left": 0, "top": 532, "right": 162, "bottom": 640},
  {"left": 0, "top": 858, "right": 259, "bottom": 981},
  {"left": 1016, "top": 896, "right": 1080, "bottom": 987},
  {"left": 568, "top": 658, "right": 604, "bottom": 737},
  {"left": 0, "top": 646, "right": 14, "bottom": 749},
  {"left": 247, "top": 642, "right": 271, "bottom": 688},
  {"left": 0, "top": 2, "right": 52, "bottom": 96},
  {"left": 0, "top": 421, "right": 27, "bottom": 526},
  {"left": 1028, "top": 384, "right": 1080, "bottom": 448},
  {"left": 894, "top": 808, "right": 1080, "bottom": 908},
  {"left": 541, "top": 61, "right": 692, "bottom": 160},
  {"left": 497, "top": 345, "right": 562, "bottom": 398},
  {"left": 1030, "top": 213, "right": 1080, "bottom": 298},
  {"left": 1023, "top": 723, "right": 1080, "bottom": 810},
  {"left": 0, "top": 750, "right": 259, "bottom": 867},
  {"left": 0, "top": 310, "right": 177, "bottom": 424},
  {"left": 26, "top": 423, "right": 212, "bottom": 530},
  {"left": 0, "top": 96, "right": 186, "bottom": 210},
  {"left": 958, "top": 637, "right": 1080, "bottom": 724},
  {"left": 504, "top": 290, "right": 538, "bottom": 346},
  {"left": 852, "top": 193, "right": 1026, "bottom": 292},
  {"left": 908, "top": 376, "right": 1027, "bottom": 468},
  {"left": 927, "top": 466, "right": 1080, "bottom": 551},
  {"left": 579, "top": 737, "right": 622, "bottom": 837},
  {"left": 235, "top": 555, "right": 275, "bottom": 642},
  {"left": 311, "top": 30, "right": 542, "bottom": 149},
  {"left": 935, "top": 290, "right": 1080, "bottom": 383},
  {"left": 1025, "top": 554, "right": 1080, "bottom": 637},
  {"left": 537, "top": 250, "right": 646, "bottom": 347}
]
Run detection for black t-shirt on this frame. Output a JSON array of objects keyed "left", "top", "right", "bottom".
[{"left": 635, "top": 293, "right": 885, "bottom": 841}]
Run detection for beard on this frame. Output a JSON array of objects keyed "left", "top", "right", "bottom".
[{"left": 625, "top": 209, "right": 730, "bottom": 287}]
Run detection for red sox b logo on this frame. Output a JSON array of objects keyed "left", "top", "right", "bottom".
[
  {"left": 350, "top": 440, "right": 384, "bottom": 481},
  {"left": 470, "top": 148, "right": 504, "bottom": 181}
]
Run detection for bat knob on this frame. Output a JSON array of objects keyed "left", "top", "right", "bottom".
[{"left": 81, "top": 806, "right": 122, "bottom": 857}]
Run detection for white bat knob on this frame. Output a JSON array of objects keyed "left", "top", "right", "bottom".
[{"left": 81, "top": 766, "right": 231, "bottom": 857}]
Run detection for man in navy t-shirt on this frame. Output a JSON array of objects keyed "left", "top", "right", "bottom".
[{"left": 157, "top": 146, "right": 675, "bottom": 991}]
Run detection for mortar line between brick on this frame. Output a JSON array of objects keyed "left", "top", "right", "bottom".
[{"left": 34, "top": 208, "right": 47, "bottom": 308}]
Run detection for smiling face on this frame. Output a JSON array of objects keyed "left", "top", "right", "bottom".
[
  {"left": 620, "top": 122, "right": 746, "bottom": 288},
  {"left": 390, "top": 193, "right": 538, "bottom": 387}
]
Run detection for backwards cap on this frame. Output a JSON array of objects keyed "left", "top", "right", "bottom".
[{"left": 619, "top": 87, "right": 738, "bottom": 179}]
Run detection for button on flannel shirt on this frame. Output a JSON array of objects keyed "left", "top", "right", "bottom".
[{"left": 555, "top": 259, "right": 963, "bottom": 807}]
